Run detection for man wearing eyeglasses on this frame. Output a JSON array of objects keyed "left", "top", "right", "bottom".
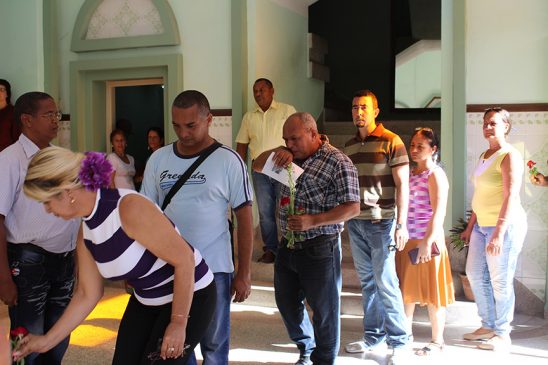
[
  {"left": 0, "top": 92, "right": 79, "bottom": 365},
  {"left": 343, "top": 90, "right": 411, "bottom": 365}
]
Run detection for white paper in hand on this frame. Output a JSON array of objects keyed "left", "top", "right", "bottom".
[{"left": 261, "top": 152, "right": 304, "bottom": 187}]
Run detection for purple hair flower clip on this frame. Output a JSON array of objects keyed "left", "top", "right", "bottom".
[{"left": 78, "top": 152, "right": 113, "bottom": 191}]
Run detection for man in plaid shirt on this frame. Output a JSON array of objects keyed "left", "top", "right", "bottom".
[{"left": 253, "top": 112, "right": 360, "bottom": 365}]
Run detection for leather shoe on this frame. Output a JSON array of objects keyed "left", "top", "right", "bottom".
[
  {"left": 258, "top": 250, "right": 275, "bottom": 263},
  {"left": 463, "top": 327, "right": 495, "bottom": 340}
]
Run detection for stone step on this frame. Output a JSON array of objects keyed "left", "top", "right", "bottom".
[
  {"left": 245, "top": 279, "right": 479, "bottom": 322},
  {"left": 247, "top": 280, "right": 365, "bottom": 316},
  {"left": 251, "top": 258, "right": 361, "bottom": 290}
]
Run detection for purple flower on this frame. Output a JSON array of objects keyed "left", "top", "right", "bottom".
[{"left": 78, "top": 152, "right": 113, "bottom": 191}]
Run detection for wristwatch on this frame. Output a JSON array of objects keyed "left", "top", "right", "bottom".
[{"left": 395, "top": 223, "right": 403, "bottom": 230}]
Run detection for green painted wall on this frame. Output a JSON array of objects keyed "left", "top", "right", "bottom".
[
  {"left": 247, "top": 0, "right": 324, "bottom": 119},
  {"left": 441, "top": 0, "right": 466, "bottom": 230},
  {"left": 3, "top": 0, "right": 322, "bottom": 137},
  {"left": 0, "top": 0, "right": 45, "bottom": 98},
  {"left": 55, "top": 0, "right": 232, "bottom": 113},
  {"left": 466, "top": 0, "right": 548, "bottom": 103}
]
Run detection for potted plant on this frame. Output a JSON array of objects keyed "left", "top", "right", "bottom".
[{"left": 448, "top": 211, "right": 475, "bottom": 301}]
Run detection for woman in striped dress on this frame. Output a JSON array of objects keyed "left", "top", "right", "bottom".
[
  {"left": 15, "top": 146, "right": 216, "bottom": 365},
  {"left": 395, "top": 128, "right": 454, "bottom": 356}
]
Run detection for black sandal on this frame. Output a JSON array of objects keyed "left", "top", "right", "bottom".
[{"left": 415, "top": 341, "right": 444, "bottom": 356}]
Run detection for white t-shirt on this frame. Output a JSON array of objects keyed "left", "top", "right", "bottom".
[
  {"left": 107, "top": 153, "right": 136, "bottom": 190},
  {"left": 141, "top": 142, "right": 253, "bottom": 273}
]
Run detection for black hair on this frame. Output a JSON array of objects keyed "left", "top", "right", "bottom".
[
  {"left": 14, "top": 91, "right": 53, "bottom": 126},
  {"left": 253, "top": 78, "right": 273, "bottom": 88},
  {"left": 0, "top": 79, "right": 12, "bottom": 104},
  {"left": 352, "top": 89, "right": 378, "bottom": 109},
  {"left": 110, "top": 128, "right": 126, "bottom": 143},
  {"left": 172, "top": 90, "right": 210, "bottom": 117},
  {"left": 411, "top": 127, "right": 440, "bottom": 162},
  {"left": 147, "top": 126, "right": 165, "bottom": 148}
]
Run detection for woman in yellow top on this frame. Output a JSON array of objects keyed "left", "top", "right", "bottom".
[{"left": 460, "top": 108, "right": 527, "bottom": 351}]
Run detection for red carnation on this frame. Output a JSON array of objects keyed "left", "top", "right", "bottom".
[
  {"left": 10, "top": 327, "right": 28, "bottom": 339},
  {"left": 527, "top": 160, "right": 536, "bottom": 169},
  {"left": 280, "top": 196, "right": 290, "bottom": 207},
  {"left": 10, "top": 326, "right": 28, "bottom": 365}
]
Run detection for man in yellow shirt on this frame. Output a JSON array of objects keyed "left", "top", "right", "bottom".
[{"left": 236, "top": 78, "right": 296, "bottom": 263}]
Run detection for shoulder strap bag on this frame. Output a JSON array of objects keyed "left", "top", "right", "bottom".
[{"left": 161, "top": 141, "right": 222, "bottom": 211}]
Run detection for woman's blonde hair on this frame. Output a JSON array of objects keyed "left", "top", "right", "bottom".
[{"left": 24, "top": 146, "right": 85, "bottom": 202}]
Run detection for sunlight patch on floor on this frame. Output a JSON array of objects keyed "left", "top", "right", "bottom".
[
  {"left": 227, "top": 348, "right": 300, "bottom": 363},
  {"left": 228, "top": 348, "right": 376, "bottom": 364},
  {"left": 231, "top": 303, "right": 278, "bottom": 315},
  {"left": 70, "top": 325, "right": 118, "bottom": 347},
  {"left": 85, "top": 293, "right": 130, "bottom": 320},
  {"left": 69, "top": 292, "right": 129, "bottom": 347}
]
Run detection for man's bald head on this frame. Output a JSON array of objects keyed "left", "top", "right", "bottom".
[{"left": 283, "top": 112, "right": 321, "bottom": 160}]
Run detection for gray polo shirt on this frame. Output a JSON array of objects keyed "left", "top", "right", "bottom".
[{"left": 0, "top": 134, "right": 79, "bottom": 253}]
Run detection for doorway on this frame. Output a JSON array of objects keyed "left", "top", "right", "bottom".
[
  {"left": 69, "top": 54, "right": 182, "bottom": 152},
  {"left": 106, "top": 78, "right": 165, "bottom": 185}
]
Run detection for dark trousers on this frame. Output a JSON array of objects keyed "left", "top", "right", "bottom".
[
  {"left": 274, "top": 234, "right": 342, "bottom": 365},
  {"left": 8, "top": 243, "right": 75, "bottom": 365},
  {"left": 113, "top": 281, "right": 217, "bottom": 365}
]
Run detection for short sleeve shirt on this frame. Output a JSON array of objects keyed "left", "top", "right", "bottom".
[
  {"left": 343, "top": 123, "right": 409, "bottom": 220},
  {"left": 235, "top": 100, "right": 297, "bottom": 160},
  {"left": 278, "top": 143, "right": 360, "bottom": 240},
  {"left": 107, "top": 152, "right": 136, "bottom": 190},
  {"left": 0, "top": 134, "right": 79, "bottom": 252},
  {"left": 140, "top": 142, "right": 253, "bottom": 273}
]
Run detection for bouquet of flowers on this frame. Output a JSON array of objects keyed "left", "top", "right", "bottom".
[
  {"left": 10, "top": 326, "right": 28, "bottom": 365},
  {"left": 281, "top": 165, "right": 305, "bottom": 249}
]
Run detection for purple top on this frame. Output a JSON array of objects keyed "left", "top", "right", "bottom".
[{"left": 407, "top": 167, "right": 436, "bottom": 240}]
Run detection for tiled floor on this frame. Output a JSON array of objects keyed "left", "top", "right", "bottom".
[{"left": 2, "top": 286, "right": 548, "bottom": 364}]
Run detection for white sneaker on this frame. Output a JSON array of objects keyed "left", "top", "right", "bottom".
[
  {"left": 478, "top": 335, "right": 511, "bottom": 351},
  {"left": 345, "top": 339, "right": 384, "bottom": 353},
  {"left": 389, "top": 347, "right": 410, "bottom": 365},
  {"left": 345, "top": 340, "right": 370, "bottom": 353}
]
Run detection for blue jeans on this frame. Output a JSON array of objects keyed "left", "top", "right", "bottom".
[
  {"left": 274, "top": 234, "right": 342, "bottom": 365},
  {"left": 465, "top": 220, "right": 527, "bottom": 336},
  {"left": 347, "top": 219, "right": 409, "bottom": 348},
  {"left": 252, "top": 170, "right": 279, "bottom": 254},
  {"left": 8, "top": 244, "right": 75, "bottom": 365},
  {"left": 187, "top": 273, "right": 232, "bottom": 365}
]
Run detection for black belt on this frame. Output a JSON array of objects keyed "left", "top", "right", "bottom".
[
  {"left": 8, "top": 243, "right": 74, "bottom": 258},
  {"left": 281, "top": 233, "right": 338, "bottom": 251}
]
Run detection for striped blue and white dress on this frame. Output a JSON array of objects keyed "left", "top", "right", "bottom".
[{"left": 82, "top": 188, "right": 213, "bottom": 306}]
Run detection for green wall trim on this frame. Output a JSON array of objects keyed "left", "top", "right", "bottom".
[
  {"left": 231, "top": 0, "right": 247, "bottom": 149},
  {"left": 69, "top": 54, "right": 183, "bottom": 151},
  {"left": 71, "top": 0, "right": 180, "bottom": 52},
  {"left": 43, "top": 0, "right": 60, "bottom": 101},
  {"left": 441, "top": 0, "right": 466, "bottom": 231}
]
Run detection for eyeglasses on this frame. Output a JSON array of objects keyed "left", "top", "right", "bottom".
[
  {"left": 41, "top": 111, "right": 62, "bottom": 121},
  {"left": 388, "top": 244, "right": 397, "bottom": 251}
]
